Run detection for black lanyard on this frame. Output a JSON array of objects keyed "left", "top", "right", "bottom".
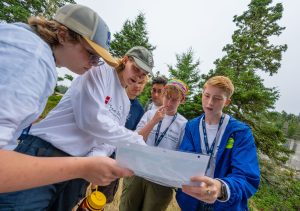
[
  {"left": 202, "top": 114, "right": 225, "bottom": 155},
  {"left": 154, "top": 113, "right": 177, "bottom": 146}
]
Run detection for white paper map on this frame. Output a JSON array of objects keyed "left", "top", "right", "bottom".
[{"left": 115, "top": 143, "right": 210, "bottom": 188}]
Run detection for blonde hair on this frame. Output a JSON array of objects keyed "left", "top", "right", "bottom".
[
  {"left": 143, "top": 74, "right": 149, "bottom": 84},
  {"left": 203, "top": 76, "right": 234, "bottom": 98},
  {"left": 28, "top": 16, "right": 82, "bottom": 48},
  {"left": 114, "top": 57, "right": 126, "bottom": 73}
]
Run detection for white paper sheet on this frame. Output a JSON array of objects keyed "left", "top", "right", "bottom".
[{"left": 115, "top": 143, "right": 210, "bottom": 188}]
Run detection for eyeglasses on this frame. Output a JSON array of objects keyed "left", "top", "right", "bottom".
[
  {"left": 86, "top": 49, "right": 105, "bottom": 66},
  {"left": 82, "top": 41, "right": 104, "bottom": 66}
]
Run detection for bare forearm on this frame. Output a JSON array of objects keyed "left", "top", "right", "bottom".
[
  {"left": 0, "top": 150, "right": 83, "bottom": 193},
  {"left": 0, "top": 149, "right": 133, "bottom": 193},
  {"left": 138, "top": 120, "right": 157, "bottom": 141}
]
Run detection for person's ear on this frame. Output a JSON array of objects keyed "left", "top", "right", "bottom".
[
  {"left": 224, "top": 98, "right": 231, "bottom": 107},
  {"left": 122, "top": 56, "right": 129, "bottom": 65},
  {"left": 57, "top": 29, "right": 68, "bottom": 45},
  {"left": 180, "top": 95, "right": 185, "bottom": 104}
]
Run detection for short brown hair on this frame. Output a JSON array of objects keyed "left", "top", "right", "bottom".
[
  {"left": 152, "top": 76, "right": 167, "bottom": 86},
  {"left": 203, "top": 76, "right": 234, "bottom": 98}
]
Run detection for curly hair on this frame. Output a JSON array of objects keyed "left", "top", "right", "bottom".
[{"left": 28, "top": 16, "right": 82, "bottom": 48}]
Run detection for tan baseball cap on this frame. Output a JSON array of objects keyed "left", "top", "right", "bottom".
[{"left": 54, "top": 4, "right": 117, "bottom": 67}]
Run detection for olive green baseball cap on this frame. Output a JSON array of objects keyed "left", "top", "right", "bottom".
[
  {"left": 54, "top": 4, "right": 117, "bottom": 67},
  {"left": 126, "top": 46, "right": 154, "bottom": 76}
]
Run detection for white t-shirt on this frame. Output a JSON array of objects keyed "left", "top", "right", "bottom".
[
  {"left": 148, "top": 103, "right": 159, "bottom": 111},
  {"left": 28, "top": 64, "right": 145, "bottom": 156},
  {"left": 136, "top": 110, "right": 187, "bottom": 150},
  {"left": 0, "top": 23, "right": 57, "bottom": 149}
]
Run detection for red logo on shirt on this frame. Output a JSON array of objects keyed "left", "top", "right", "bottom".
[{"left": 105, "top": 96, "right": 111, "bottom": 104}]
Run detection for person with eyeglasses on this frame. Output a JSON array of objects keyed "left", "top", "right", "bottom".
[
  {"left": 176, "top": 76, "right": 260, "bottom": 211},
  {"left": 0, "top": 44, "right": 154, "bottom": 210},
  {"left": 144, "top": 76, "right": 168, "bottom": 111},
  {"left": 0, "top": 3, "right": 134, "bottom": 210}
]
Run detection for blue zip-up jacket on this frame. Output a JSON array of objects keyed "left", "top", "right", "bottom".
[{"left": 176, "top": 114, "right": 260, "bottom": 211}]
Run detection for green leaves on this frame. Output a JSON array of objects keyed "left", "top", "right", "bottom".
[
  {"left": 167, "top": 48, "right": 202, "bottom": 119},
  {"left": 201, "top": 0, "right": 289, "bottom": 163},
  {"left": 252, "top": 159, "right": 300, "bottom": 210},
  {"left": 0, "top": 0, "right": 75, "bottom": 23},
  {"left": 110, "top": 13, "right": 156, "bottom": 58}
]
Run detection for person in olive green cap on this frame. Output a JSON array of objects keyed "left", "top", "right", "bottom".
[{"left": 88, "top": 46, "right": 154, "bottom": 205}]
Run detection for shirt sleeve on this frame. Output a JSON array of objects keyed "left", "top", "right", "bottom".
[
  {"left": 135, "top": 110, "right": 152, "bottom": 132},
  {"left": 87, "top": 143, "right": 116, "bottom": 157},
  {"left": 69, "top": 65, "right": 146, "bottom": 146},
  {"left": 215, "top": 178, "right": 231, "bottom": 202},
  {"left": 0, "top": 24, "right": 56, "bottom": 148},
  {"left": 221, "top": 128, "right": 260, "bottom": 206},
  {"left": 177, "top": 119, "right": 188, "bottom": 148}
]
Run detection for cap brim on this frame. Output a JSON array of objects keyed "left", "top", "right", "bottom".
[
  {"left": 83, "top": 37, "right": 118, "bottom": 67},
  {"left": 132, "top": 56, "right": 154, "bottom": 76}
]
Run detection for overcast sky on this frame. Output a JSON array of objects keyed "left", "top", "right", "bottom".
[{"left": 60, "top": 0, "right": 299, "bottom": 115}]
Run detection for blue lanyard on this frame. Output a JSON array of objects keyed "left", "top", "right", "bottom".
[
  {"left": 202, "top": 114, "right": 225, "bottom": 155},
  {"left": 154, "top": 113, "right": 177, "bottom": 146},
  {"left": 18, "top": 124, "right": 32, "bottom": 140}
]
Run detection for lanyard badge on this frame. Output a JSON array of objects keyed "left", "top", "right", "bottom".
[
  {"left": 202, "top": 114, "right": 225, "bottom": 155},
  {"left": 154, "top": 113, "right": 177, "bottom": 146}
]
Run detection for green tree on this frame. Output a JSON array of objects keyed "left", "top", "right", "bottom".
[
  {"left": 110, "top": 13, "right": 156, "bottom": 57},
  {"left": 201, "top": 0, "right": 289, "bottom": 163},
  {"left": 0, "top": 0, "right": 75, "bottom": 23},
  {"left": 54, "top": 73, "right": 73, "bottom": 94},
  {"left": 137, "top": 82, "right": 152, "bottom": 107},
  {"left": 281, "top": 112, "right": 300, "bottom": 139},
  {"left": 168, "top": 48, "right": 201, "bottom": 96},
  {"left": 268, "top": 111, "right": 300, "bottom": 139},
  {"left": 109, "top": 12, "right": 155, "bottom": 107},
  {"left": 64, "top": 74, "right": 74, "bottom": 82},
  {"left": 167, "top": 48, "right": 202, "bottom": 119}
]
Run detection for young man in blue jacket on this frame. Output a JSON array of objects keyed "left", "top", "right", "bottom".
[{"left": 176, "top": 76, "right": 260, "bottom": 211}]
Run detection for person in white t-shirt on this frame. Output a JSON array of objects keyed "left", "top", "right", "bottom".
[
  {"left": 0, "top": 4, "right": 132, "bottom": 195},
  {"left": 120, "top": 79, "right": 189, "bottom": 211},
  {"left": 0, "top": 46, "right": 154, "bottom": 210}
]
